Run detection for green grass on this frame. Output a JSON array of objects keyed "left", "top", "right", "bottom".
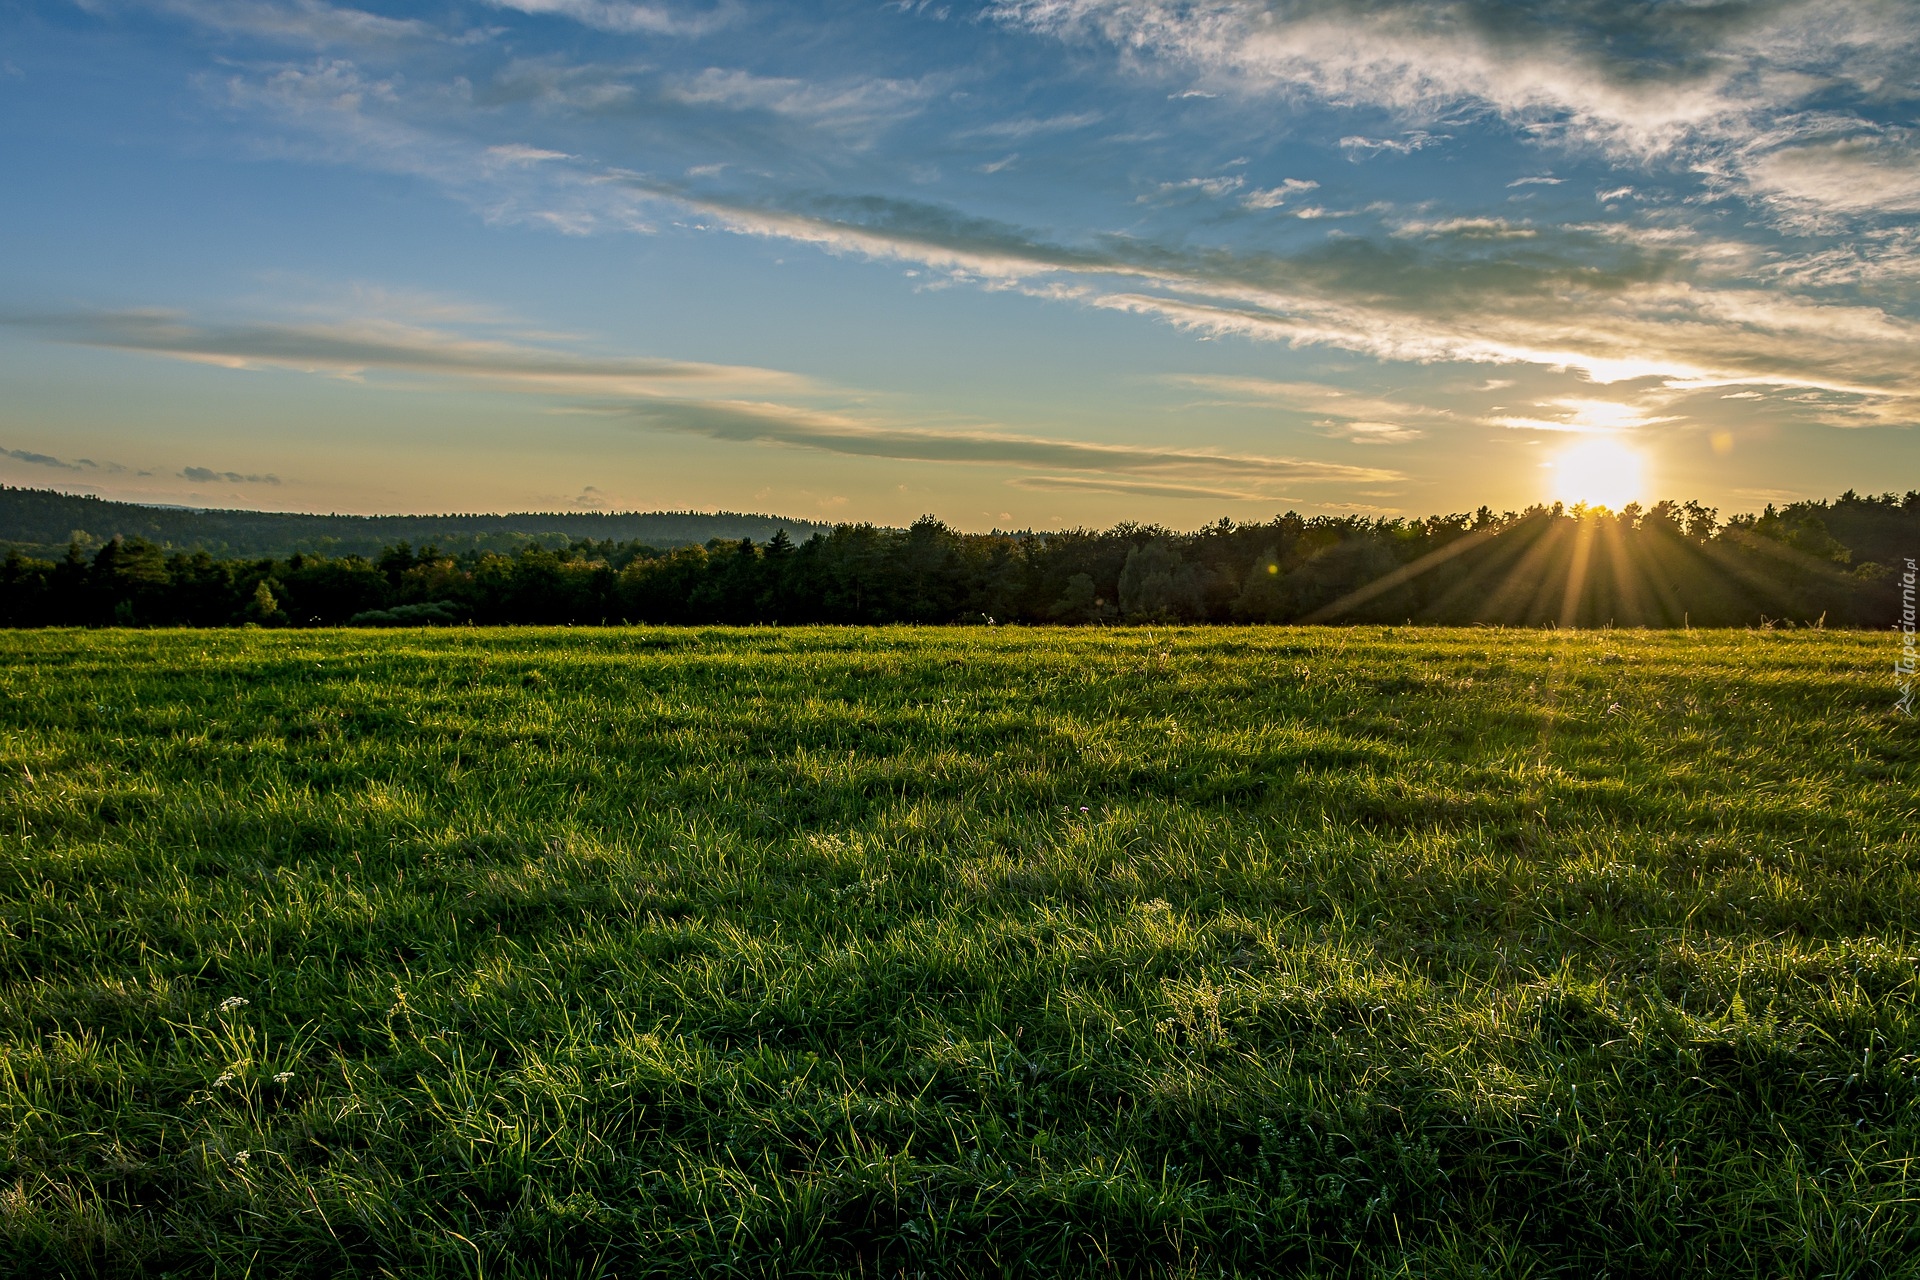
[{"left": 1, "top": 626, "right": 1916, "bottom": 1277}]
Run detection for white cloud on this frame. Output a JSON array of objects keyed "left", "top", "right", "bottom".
[
  {"left": 960, "top": 110, "right": 1104, "bottom": 140},
  {"left": 992, "top": 0, "right": 1920, "bottom": 223},
  {"left": 484, "top": 143, "right": 573, "bottom": 165},
  {"left": 193, "top": 26, "right": 1920, "bottom": 443},
  {"left": 482, "top": 0, "right": 737, "bottom": 37},
  {"left": 1340, "top": 132, "right": 1446, "bottom": 157},
  {"left": 1142, "top": 174, "right": 1244, "bottom": 200},
  {"left": 1491, "top": 396, "right": 1675, "bottom": 434},
  {"left": 20, "top": 308, "right": 811, "bottom": 397},
  {"left": 118, "top": 0, "right": 437, "bottom": 45},
  {"left": 1743, "top": 132, "right": 1920, "bottom": 220},
  {"left": 1007, "top": 473, "right": 1288, "bottom": 500},
  {"left": 1332, "top": 420, "right": 1423, "bottom": 444},
  {"left": 219, "top": 59, "right": 662, "bottom": 235},
  {"left": 665, "top": 67, "right": 939, "bottom": 130},
  {"left": 1241, "top": 177, "right": 1318, "bottom": 209},
  {"left": 1171, "top": 374, "right": 1442, "bottom": 444},
  {"left": 627, "top": 397, "right": 1399, "bottom": 485},
  {"left": 631, "top": 182, "right": 1920, "bottom": 422},
  {"left": 1391, "top": 216, "right": 1536, "bottom": 239},
  {"left": 12, "top": 303, "right": 1398, "bottom": 493},
  {"left": 1174, "top": 372, "right": 1445, "bottom": 416}
]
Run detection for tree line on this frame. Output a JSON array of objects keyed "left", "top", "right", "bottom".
[
  {"left": 0, "top": 485, "right": 832, "bottom": 560},
  {"left": 2, "top": 492, "right": 1912, "bottom": 629}
]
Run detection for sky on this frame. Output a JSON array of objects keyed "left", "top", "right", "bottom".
[{"left": 1, "top": 0, "right": 1917, "bottom": 529}]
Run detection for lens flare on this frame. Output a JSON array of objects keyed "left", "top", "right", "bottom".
[{"left": 1549, "top": 437, "right": 1645, "bottom": 510}]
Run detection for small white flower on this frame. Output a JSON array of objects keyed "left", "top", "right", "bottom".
[
  {"left": 218, "top": 996, "right": 249, "bottom": 1013},
  {"left": 233, "top": 1150, "right": 250, "bottom": 1165},
  {"left": 213, "top": 1070, "right": 236, "bottom": 1088},
  {"left": 273, "top": 1071, "right": 293, "bottom": 1085}
]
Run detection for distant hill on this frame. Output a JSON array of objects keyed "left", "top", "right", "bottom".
[{"left": 0, "top": 486, "right": 834, "bottom": 559}]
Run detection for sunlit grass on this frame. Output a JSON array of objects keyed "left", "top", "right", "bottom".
[{"left": 0, "top": 626, "right": 1915, "bottom": 1276}]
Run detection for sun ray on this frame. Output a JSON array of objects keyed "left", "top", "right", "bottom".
[
  {"left": 1476, "top": 517, "right": 1574, "bottom": 624},
  {"left": 1301, "top": 528, "right": 1500, "bottom": 623},
  {"left": 1599, "top": 513, "right": 1658, "bottom": 626},
  {"left": 1557, "top": 517, "right": 1597, "bottom": 625}
]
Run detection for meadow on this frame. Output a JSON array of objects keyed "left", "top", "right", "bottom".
[{"left": 0, "top": 626, "right": 1915, "bottom": 1277}]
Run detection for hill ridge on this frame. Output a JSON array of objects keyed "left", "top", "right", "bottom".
[{"left": 0, "top": 485, "right": 836, "bottom": 558}]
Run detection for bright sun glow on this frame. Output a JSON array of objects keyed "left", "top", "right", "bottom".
[{"left": 1549, "top": 437, "right": 1646, "bottom": 511}]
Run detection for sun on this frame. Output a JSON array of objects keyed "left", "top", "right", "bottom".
[{"left": 1548, "top": 436, "right": 1646, "bottom": 511}]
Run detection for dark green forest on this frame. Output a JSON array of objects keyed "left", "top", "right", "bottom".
[
  {"left": 0, "top": 485, "right": 831, "bottom": 559},
  {"left": 2, "top": 489, "right": 1912, "bottom": 628}
]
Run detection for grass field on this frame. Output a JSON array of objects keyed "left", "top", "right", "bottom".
[{"left": 1, "top": 626, "right": 1916, "bottom": 1277}]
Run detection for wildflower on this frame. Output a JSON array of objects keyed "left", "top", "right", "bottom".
[
  {"left": 273, "top": 1071, "right": 294, "bottom": 1085},
  {"left": 213, "top": 1070, "right": 236, "bottom": 1088},
  {"left": 234, "top": 1150, "right": 250, "bottom": 1165},
  {"left": 218, "top": 996, "right": 249, "bottom": 1013}
]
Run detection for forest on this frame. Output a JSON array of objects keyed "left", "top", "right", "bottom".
[
  {"left": 1, "top": 490, "right": 1913, "bottom": 629},
  {"left": 0, "top": 484, "right": 831, "bottom": 559}
]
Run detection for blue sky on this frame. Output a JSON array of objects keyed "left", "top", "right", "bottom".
[{"left": 2, "top": 0, "right": 1916, "bottom": 527}]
